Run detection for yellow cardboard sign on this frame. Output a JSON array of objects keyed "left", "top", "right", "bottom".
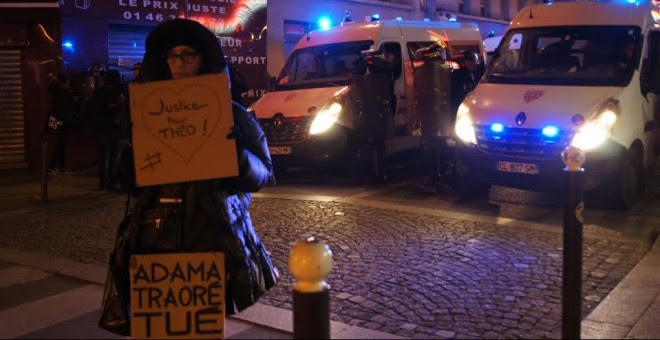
[
  {"left": 129, "top": 73, "right": 238, "bottom": 186},
  {"left": 129, "top": 252, "right": 225, "bottom": 339}
]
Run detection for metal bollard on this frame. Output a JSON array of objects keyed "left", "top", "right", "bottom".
[
  {"left": 560, "top": 146, "right": 586, "bottom": 339},
  {"left": 289, "top": 237, "right": 333, "bottom": 339},
  {"left": 41, "top": 139, "right": 48, "bottom": 202}
]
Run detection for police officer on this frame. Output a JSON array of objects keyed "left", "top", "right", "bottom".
[{"left": 450, "top": 50, "right": 479, "bottom": 114}]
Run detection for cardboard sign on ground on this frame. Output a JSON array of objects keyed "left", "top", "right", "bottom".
[
  {"left": 129, "top": 252, "right": 225, "bottom": 339},
  {"left": 129, "top": 73, "right": 238, "bottom": 186}
]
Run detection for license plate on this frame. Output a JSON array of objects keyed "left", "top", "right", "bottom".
[
  {"left": 269, "top": 146, "right": 292, "bottom": 155},
  {"left": 497, "top": 161, "right": 539, "bottom": 174}
]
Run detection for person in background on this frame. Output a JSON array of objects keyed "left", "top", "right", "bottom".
[
  {"left": 47, "top": 72, "right": 78, "bottom": 175},
  {"left": 450, "top": 50, "right": 479, "bottom": 116},
  {"left": 88, "top": 70, "right": 123, "bottom": 190},
  {"left": 131, "top": 62, "right": 142, "bottom": 83}
]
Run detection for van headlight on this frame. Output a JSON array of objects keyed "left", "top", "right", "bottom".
[
  {"left": 309, "top": 102, "right": 342, "bottom": 135},
  {"left": 570, "top": 103, "right": 618, "bottom": 151},
  {"left": 455, "top": 103, "right": 477, "bottom": 144}
]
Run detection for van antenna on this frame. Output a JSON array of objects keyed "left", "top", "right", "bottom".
[{"left": 529, "top": 0, "right": 534, "bottom": 19}]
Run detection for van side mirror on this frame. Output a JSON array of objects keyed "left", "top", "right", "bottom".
[{"left": 360, "top": 49, "right": 377, "bottom": 59}]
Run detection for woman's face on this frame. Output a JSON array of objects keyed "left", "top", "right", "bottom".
[{"left": 166, "top": 45, "right": 202, "bottom": 79}]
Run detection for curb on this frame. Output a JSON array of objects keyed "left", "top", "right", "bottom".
[
  {"left": 0, "top": 247, "right": 405, "bottom": 339},
  {"left": 582, "top": 236, "right": 660, "bottom": 339}
]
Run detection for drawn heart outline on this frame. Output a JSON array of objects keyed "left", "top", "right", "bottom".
[{"left": 141, "top": 84, "right": 222, "bottom": 164}]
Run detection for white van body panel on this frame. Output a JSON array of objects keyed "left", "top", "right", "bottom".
[
  {"left": 294, "top": 21, "right": 483, "bottom": 51},
  {"left": 252, "top": 86, "right": 345, "bottom": 119},
  {"left": 468, "top": 83, "right": 621, "bottom": 127},
  {"left": 470, "top": 78, "right": 643, "bottom": 150},
  {"left": 610, "top": 71, "right": 646, "bottom": 150},
  {"left": 512, "top": 2, "right": 653, "bottom": 28}
]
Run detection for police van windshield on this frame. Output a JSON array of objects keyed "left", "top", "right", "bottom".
[
  {"left": 486, "top": 26, "right": 641, "bottom": 86},
  {"left": 274, "top": 40, "right": 374, "bottom": 91}
]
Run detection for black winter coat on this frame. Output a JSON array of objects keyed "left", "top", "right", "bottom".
[
  {"left": 126, "top": 103, "right": 278, "bottom": 315},
  {"left": 48, "top": 80, "right": 77, "bottom": 131}
]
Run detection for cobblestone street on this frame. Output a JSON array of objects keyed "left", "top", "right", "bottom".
[{"left": 0, "top": 191, "right": 647, "bottom": 339}]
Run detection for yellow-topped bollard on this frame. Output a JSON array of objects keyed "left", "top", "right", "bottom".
[{"left": 289, "top": 237, "right": 333, "bottom": 339}]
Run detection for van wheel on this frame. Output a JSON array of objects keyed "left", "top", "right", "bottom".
[{"left": 612, "top": 151, "right": 641, "bottom": 210}]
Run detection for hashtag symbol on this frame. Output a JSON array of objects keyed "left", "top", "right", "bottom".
[{"left": 139, "top": 152, "right": 162, "bottom": 172}]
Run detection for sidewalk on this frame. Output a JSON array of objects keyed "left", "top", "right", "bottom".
[
  {"left": 0, "top": 247, "right": 402, "bottom": 339},
  {"left": 582, "top": 237, "right": 660, "bottom": 339}
]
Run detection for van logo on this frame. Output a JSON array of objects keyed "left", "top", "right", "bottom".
[
  {"left": 273, "top": 113, "right": 284, "bottom": 128},
  {"left": 515, "top": 112, "right": 527, "bottom": 126},
  {"left": 523, "top": 90, "right": 545, "bottom": 103}
]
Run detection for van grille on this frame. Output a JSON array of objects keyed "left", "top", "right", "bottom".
[
  {"left": 475, "top": 125, "right": 574, "bottom": 160},
  {"left": 259, "top": 116, "right": 313, "bottom": 144}
]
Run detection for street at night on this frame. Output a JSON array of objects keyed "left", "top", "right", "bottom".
[
  {"left": 3, "top": 0, "right": 660, "bottom": 338},
  {"left": 0, "top": 164, "right": 659, "bottom": 338}
]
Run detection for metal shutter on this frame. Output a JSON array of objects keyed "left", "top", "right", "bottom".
[
  {"left": 108, "top": 24, "right": 153, "bottom": 82},
  {"left": 0, "top": 49, "right": 26, "bottom": 168}
]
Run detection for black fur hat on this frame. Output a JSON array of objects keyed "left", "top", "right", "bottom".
[{"left": 142, "top": 19, "right": 226, "bottom": 81}]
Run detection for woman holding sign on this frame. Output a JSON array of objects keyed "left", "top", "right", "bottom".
[{"left": 100, "top": 19, "right": 278, "bottom": 335}]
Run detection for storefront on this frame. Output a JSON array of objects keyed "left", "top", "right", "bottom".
[
  {"left": 0, "top": 1, "right": 61, "bottom": 170},
  {"left": 59, "top": 0, "right": 268, "bottom": 105}
]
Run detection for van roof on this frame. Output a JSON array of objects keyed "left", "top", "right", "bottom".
[
  {"left": 293, "top": 20, "right": 482, "bottom": 51},
  {"left": 511, "top": 1, "right": 657, "bottom": 29}
]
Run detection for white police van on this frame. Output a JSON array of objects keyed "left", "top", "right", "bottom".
[
  {"left": 454, "top": 0, "right": 660, "bottom": 208},
  {"left": 249, "top": 18, "right": 484, "bottom": 175}
]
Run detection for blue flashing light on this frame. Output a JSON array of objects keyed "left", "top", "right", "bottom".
[
  {"left": 318, "top": 17, "right": 332, "bottom": 31},
  {"left": 626, "top": 0, "right": 636, "bottom": 3},
  {"left": 396, "top": 16, "right": 403, "bottom": 21},
  {"left": 490, "top": 123, "right": 504, "bottom": 133},
  {"left": 542, "top": 125, "right": 559, "bottom": 138},
  {"left": 449, "top": 17, "right": 457, "bottom": 22},
  {"left": 62, "top": 41, "right": 74, "bottom": 49}
]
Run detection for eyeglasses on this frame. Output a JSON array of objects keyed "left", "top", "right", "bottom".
[{"left": 165, "top": 51, "right": 199, "bottom": 64}]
